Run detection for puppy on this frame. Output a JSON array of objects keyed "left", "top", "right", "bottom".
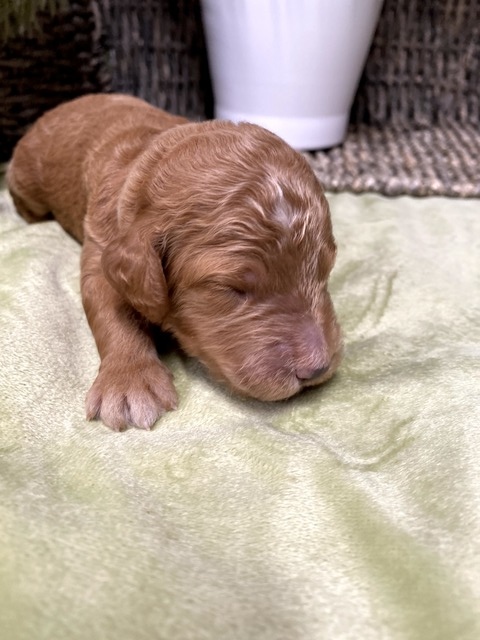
[{"left": 7, "top": 94, "right": 342, "bottom": 430}]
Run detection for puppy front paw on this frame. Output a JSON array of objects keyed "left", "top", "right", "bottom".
[{"left": 85, "top": 357, "right": 178, "bottom": 431}]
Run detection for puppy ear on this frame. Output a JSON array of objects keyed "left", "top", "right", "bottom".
[{"left": 101, "top": 226, "right": 169, "bottom": 326}]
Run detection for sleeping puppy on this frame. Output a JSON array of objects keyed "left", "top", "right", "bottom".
[{"left": 7, "top": 94, "right": 342, "bottom": 430}]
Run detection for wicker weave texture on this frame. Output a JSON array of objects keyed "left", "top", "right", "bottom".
[
  {"left": 351, "top": 0, "right": 480, "bottom": 127},
  {"left": 100, "top": 0, "right": 212, "bottom": 119},
  {"left": 310, "top": 121, "right": 480, "bottom": 198},
  {"left": 0, "top": 0, "right": 111, "bottom": 162}
]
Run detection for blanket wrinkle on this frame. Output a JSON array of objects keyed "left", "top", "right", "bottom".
[{"left": 1, "top": 182, "right": 480, "bottom": 640}]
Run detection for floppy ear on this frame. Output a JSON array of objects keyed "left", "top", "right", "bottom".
[
  {"left": 97, "top": 123, "right": 204, "bottom": 325},
  {"left": 101, "top": 225, "right": 169, "bottom": 326}
]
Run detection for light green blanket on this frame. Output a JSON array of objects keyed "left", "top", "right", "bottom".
[{"left": 1, "top": 178, "right": 479, "bottom": 640}]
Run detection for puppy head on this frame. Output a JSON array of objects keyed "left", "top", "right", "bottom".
[{"left": 104, "top": 121, "right": 342, "bottom": 401}]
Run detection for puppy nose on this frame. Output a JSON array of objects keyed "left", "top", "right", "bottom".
[{"left": 296, "top": 365, "right": 329, "bottom": 381}]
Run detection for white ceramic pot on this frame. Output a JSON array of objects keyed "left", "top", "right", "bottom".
[{"left": 201, "top": 0, "right": 384, "bottom": 150}]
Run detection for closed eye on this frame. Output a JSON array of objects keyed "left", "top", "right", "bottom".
[
  {"left": 228, "top": 286, "right": 248, "bottom": 300},
  {"left": 218, "top": 284, "right": 249, "bottom": 305},
  {"left": 199, "top": 280, "right": 250, "bottom": 304}
]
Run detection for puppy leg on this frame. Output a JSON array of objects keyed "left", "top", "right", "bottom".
[
  {"left": 81, "top": 241, "right": 178, "bottom": 431},
  {"left": 6, "top": 162, "right": 51, "bottom": 224}
]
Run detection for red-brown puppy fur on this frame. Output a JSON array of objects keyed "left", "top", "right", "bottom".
[{"left": 7, "top": 94, "right": 342, "bottom": 430}]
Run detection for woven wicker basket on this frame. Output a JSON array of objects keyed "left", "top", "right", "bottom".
[
  {"left": 351, "top": 0, "right": 480, "bottom": 128},
  {"left": 100, "top": 0, "right": 212, "bottom": 119},
  {"left": 310, "top": 0, "right": 480, "bottom": 197},
  {"left": 0, "top": 0, "right": 111, "bottom": 162},
  {"left": 0, "top": 0, "right": 211, "bottom": 163}
]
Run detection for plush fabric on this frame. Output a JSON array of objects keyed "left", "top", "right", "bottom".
[{"left": 1, "top": 180, "right": 479, "bottom": 640}]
